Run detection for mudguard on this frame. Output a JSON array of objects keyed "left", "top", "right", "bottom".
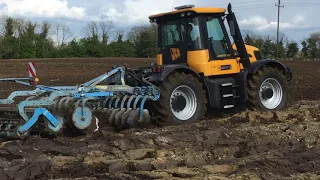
[
  {"left": 149, "top": 64, "right": 200, "bottom": 82},
  {"left": 248, "top": 59, "right": 293, "bottom": 81}
]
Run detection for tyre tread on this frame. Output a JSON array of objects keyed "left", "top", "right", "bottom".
[{"left": 247, "top": 66, "right": 288, "bottom": 111}]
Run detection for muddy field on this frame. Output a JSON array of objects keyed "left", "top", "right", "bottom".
[{"left": 0, "top": 58, "right": 319, "bottom": 180}]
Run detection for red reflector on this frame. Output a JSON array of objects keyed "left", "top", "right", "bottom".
[{"left": 152, "top": 66, "right": 162, "bottom": 73}]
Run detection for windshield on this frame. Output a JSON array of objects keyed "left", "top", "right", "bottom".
[{"left": 222, "top": 17, "right": 234, "bottom": 44}]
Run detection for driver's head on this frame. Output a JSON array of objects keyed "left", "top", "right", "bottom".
[{"left": 187, "top": 23, "right": 193, "bottom": 33}]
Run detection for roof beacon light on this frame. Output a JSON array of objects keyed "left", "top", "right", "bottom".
[{"left": 174, "top": 5, "right": 195, "bottom": 10}]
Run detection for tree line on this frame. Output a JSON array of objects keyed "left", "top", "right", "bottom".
[
  {"left": 244, "top": 30, "right": 320, "bottom": 60},
  {"left": 0, "top": 16, "right": 158, "bottom": 59},
  {"left": 0, "top": 16, "right": 319, "bottom": 60}
]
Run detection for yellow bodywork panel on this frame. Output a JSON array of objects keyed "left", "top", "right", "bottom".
[
  {"left": 187, "top": 50, "right": 240, "bottom": 77},
  {"left": 156, "top": 54, "right": 163, "bottom": 65},
  {"left": 149, "top": 7, "right": 226, "bottom": 19},
  {"left": 158, "top": 46, "right": 259, "bottom": 76},
  {"left": 232, "top": 44, "right": 259, "bottom": 69}
]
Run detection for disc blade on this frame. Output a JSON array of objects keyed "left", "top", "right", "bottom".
[{"left": 108, "top": 109, "right": 120, "bottom": 125}]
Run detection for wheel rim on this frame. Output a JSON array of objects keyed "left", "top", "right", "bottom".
[
  {"left": 170, "top": 85, "right": 197, "bottom": 121},
  {"left": 259, "top": 78, "right": 283, "bottom": 109}
]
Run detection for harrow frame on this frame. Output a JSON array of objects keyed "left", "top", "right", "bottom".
[{"left": 0, "top": 65, "right": 160, "bottom": 139}]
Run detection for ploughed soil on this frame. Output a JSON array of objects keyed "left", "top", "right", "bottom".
[{"left": 0, "top": 58, "right": 319, "bottom": 180}]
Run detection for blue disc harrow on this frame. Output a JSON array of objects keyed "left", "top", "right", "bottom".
[{"left": 0, "top": 64, "right": 160, "bottom": 139}]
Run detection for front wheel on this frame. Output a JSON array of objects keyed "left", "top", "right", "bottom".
[
  {"left": 151, "top": 72, "right": 207, "bottom": 125},
  {"left": 247, "top": 66, "right": 288, "bottom": 111}
]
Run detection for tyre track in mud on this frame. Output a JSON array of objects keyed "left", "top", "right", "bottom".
[{"left": 0, "top": 59, "right": 319, "bottom": 180}]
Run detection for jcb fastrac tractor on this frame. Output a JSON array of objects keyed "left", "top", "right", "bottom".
[
  {"left": 0, "top": 4, "right": 292, "bottom": 139},
  {"left": 144, "top": 4, "right": 292, "bottom": 124}
]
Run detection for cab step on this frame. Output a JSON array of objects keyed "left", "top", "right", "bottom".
[
  {"left": 221, "top": 83, "right": 233, "bottom": 87},
  {"left": 204, "top": 75, "right": 247, "bottom": 111},
  {"left": 224, "top": 105, "right": 235, "bottom": 109},
  {"left": 223, "top": 94, "right": 234, "bottom": 98}
]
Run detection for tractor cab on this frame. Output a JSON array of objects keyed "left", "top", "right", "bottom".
[{"left": 149, "top": 4, "right": 261, "bottom": 75}]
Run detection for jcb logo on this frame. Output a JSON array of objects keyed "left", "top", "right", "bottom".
[{"left": 170, "top": 48, "right": 181, "bottom": 61}]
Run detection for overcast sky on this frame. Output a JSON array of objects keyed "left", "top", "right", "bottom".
[{"left": 0, "top": 0, "right": 318, "bottom": 43}]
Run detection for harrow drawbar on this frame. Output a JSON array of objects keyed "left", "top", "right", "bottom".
[{"left": 0, "top": 63, "right": 160, "bottom": 139}]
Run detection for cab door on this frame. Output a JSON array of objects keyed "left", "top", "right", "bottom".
[{"left": 205, "top": 16, "right": 240, "bottom": 75}]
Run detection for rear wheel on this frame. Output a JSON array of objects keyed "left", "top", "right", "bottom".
[
  {"left": 152, "top": 72, "right": 207, "bottom": 125},
  {"left": 247, "top": 66, "right": 288, "bottom": 111}
]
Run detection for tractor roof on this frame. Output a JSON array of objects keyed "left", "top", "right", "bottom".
[{"left": 149, "top": 5, "right": 226, "bottom": 19}]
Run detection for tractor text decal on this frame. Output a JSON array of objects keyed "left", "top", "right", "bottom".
[
  {"left": 170, "top": 48, "right": 181, "bottom": 61},
  {"left": 219, "top": 65, "right": 232, "bottom": 71}
]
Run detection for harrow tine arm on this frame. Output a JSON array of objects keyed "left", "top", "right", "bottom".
[
  {"left": 0, "top": 78, "right": 34, "bottom": 86},
  {"left": 139, "top": 96, "right": 149, "bottom": 121},
  {"left": 18, "top": 90, "right": 79, "bottom": 121},
  {"left": 18, "top": 100, "right": 54, "bottom": 121},
  {"left": 120, "top": 95, "right": 129, "bottom": 109},
  {"left": 48, "top": 90, "right": 79, "bottom": 101},
  {"left": 103, "top": 98, "right": 110, "bottom": 108},
  {"left": 142, "top": 77, "right": 161, "bottom": 94},
  {"left": 17, "top": 108, "right": 61, "bottom": 136},
  {"left": 17, "top": 108, "right": 44, "bottom": 136},
  {"left": 95, "top": 85, "right": 135, "bottom": 94},
  {"left": 109, "top": 97, "right": 117, "bottom": 109},
  {"left": 74, "top": 91, "right": 115, "bottom": 98},
  {"left": 83, "top": 67, "right": 125, "bottom": 87},
  {"left": 127, "top": 95, "right": 136, "bottom": 108},
  {"left": 14, "top": 80, "right": 33, "bottom": 86},
  {"left": 57, "top": 97, "right": 70, "bottom": 111},
  {"left": 37, "top": 85, "right": 78, "bottom": 91},
  {"left": 114, "top": 97, "right": 121, "bottom": 109},
  {"left": 0, "top": 89, "right": 45, "bottom": 104},
  {"left": 74, "top": 85, "right": 136, "bottom": 99},
  {"left": 75, "top": 97, "right": 98, "bottom": 107},
  {"left": 0, "top": 78, "right": 31, "bottom": 82},
  {"left": 133, "top": 95, "right": 142, "bottom": 110},
  {"left": 120, "top": 67, "right": 126, "bottom": 85}
]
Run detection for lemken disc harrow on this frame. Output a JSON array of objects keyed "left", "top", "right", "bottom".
[{"left": 0, "top": 63, "right": 160, "bottom": 139}]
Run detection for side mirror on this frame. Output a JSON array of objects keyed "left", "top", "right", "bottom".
[
  {"left": 227, "top": 3, "right": 236, "bottom": 36},
  {"left": 227, "top": 3, "right": 232, "bottom": 14}
]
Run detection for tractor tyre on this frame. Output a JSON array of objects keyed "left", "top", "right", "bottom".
[
  {"left": 247, "top": 66, "right": 288, "bottom": 111},
  {"left": 151, "top": 72, "right": 207, "bottom": 125}
]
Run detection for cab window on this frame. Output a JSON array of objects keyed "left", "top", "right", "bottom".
[
  {"left": 187, "top": 17, "right": 203, "bottom": 50},
  {"left": 160, "top": 19, "right": 186, "bottom": 47}
]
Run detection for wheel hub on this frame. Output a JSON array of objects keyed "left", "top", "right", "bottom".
[
  {"left": 170, "top": 85, "right": 197, "bottom": 121},
  {"left": 259, "top": 78, "right": 283, "bottom": 110},
  {"left": 171, "top": 94, "right": 187, "bottom": 112},
  {"left": 261, "top": 88, "right": 273, "bottom": 100}
]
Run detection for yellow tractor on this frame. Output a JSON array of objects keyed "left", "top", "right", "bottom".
[{"left": 141, "top": 3, "right": 292, "bottom": 125}]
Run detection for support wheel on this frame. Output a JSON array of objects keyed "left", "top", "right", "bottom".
[
  {"left": 152, "top": 72, "right": 207, "bottom": 125},
  {"left": 247, "top": 66, "right": 288, "bottom": 111},
  {"left": 72, "top": 107, "right": 93, "bottom": 130}
]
